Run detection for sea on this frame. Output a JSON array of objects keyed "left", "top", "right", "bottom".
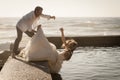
[{"left": 0, "top": 17, "right": 120, "bottom": 80}]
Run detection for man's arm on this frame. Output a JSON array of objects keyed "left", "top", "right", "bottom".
[{"left": 41, "top": 14, "right": 55, "bottom": 20}]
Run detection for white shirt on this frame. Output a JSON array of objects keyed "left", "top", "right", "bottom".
[{"left": 17, "top": 11, "right": 51, "bottom": 32}]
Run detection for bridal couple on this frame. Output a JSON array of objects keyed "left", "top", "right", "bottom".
[{"left": 12, "top": 6, "right": 77, "bottom": 73}]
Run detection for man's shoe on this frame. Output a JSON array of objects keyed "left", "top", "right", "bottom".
[
  {"left": 15, "top": 50, "right": 20, "bottom": 55},
  {"left": 13, "top": 50, "right": 20, "bottom": 55}
]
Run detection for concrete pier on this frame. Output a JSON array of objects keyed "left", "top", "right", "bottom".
[{"left": 47, "top": 35, "right": 120, "bottom": 48}]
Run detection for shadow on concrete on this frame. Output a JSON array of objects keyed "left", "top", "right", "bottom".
[
  {"left": 51, "top": 73, "right": 62, "bottom": 80},
  {"left": 15, "top": 57, "right": 50, "bottom": 73}
]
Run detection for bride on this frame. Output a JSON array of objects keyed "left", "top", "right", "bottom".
[{"left": 19, "top": 25, "right": 78, "bottom": 73}]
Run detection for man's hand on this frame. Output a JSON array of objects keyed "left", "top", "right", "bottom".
[
  {"left": 31, "top": 29, "right": 37, "bottom": 33},
  {"left": 60, "top": 27, "right": 63, "bottom": 32},
  {"left": 37, "top": 25, "right": 41, "bottom": 30},
  {"left": 50, "top": 16, "right": 55, "bottom": 20}
]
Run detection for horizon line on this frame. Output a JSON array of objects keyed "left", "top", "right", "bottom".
[{"left": 0, "top": 16, "right": 120, "bottom": 18}]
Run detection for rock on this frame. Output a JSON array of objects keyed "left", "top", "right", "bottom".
[
  {"left": 0, "top": 50, "right": 11, "bottom": 68},
  {"left": 0, "top": 43, "right": 24, "bottom": 69},
  {"left": 0, "top": 57, "right": 52, "bottom": 80}
]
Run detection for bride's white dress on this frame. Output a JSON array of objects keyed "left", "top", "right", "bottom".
[{"left": 20, "top": 27, "right": 64, "bottom": 73}]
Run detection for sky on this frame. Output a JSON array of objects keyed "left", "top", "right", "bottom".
[{"left": 0, "top": 0, "right": 120, "bottom": 17}]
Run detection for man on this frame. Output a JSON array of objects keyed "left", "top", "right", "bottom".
[{"left": 13, "top": 6, "right": 55, "bottom": 57}]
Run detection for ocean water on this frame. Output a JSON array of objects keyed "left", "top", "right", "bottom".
[
  {"left": 0, "top": 17, "right": 120, "bottom": 80},
  {"left": 60, "top": 47, "right": 120, "bottom": 80},
  {"left": 0, "top": 17, "right": 120, "bottom": 46}
]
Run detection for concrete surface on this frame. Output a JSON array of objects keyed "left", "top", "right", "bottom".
[{"left": 0, "top": 57, "right": 52, "bottom": 80}]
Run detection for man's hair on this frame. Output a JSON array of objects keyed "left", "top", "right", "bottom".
[{"left": 35, "top": 6, "right": 43, "bottom": 11}]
